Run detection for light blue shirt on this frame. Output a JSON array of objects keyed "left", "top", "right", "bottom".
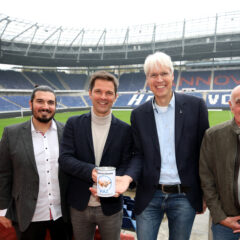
[{"left": 153, "top": 94, "right": 181, "bottom": 184}]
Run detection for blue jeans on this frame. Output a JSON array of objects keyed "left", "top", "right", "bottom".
[
  {"left": 212, "top": 223, "right": 240, "bottom": 240},
  {"left": 136, "top": 190, "right": 196, "bottom": 240}
]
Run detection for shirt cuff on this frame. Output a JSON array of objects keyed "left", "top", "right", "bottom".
[{"left": 0, "top": 209, "right": 7, "bottom": 216}]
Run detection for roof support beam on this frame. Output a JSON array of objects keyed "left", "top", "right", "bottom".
[
  {"left": 70, "top": 29, "right": 85, "bottom": 47},
  {"left": 52, "top": 27, "right": 62, "bottom": 58},
  {"left": 181, "top": 19, "right": 186, "bottom": 58},
  {"left": 11, "top": 23, "right": 37, "bottom": 42},
  {"left": 123, "top": 28, "right": 129, "bottom": 59},
  {"left": 213, "top": 14, "right": 218, "bottom": 53},
  {"left": 25, "top": 25, "right": 39, "bottom": 56},
  {"left": 41, "top": 27, "right": 61, "bottom": 45},
  {"left": 76, "top": 30, "right": 85, "bottom": 63},
  {"left": 152, "top": 24, "right": 156, "bottom": 53},
  {"left": 96, "top": 29, "right": 106, "bottom": 60},
  {"left": 0, "top": 18, "right": 10, "bottom": 39}
]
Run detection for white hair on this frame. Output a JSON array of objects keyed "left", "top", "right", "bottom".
[{"left": 144, "top": 52, "right": 174, "bottom": 76}]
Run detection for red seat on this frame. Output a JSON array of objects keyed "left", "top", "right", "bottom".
[
  {"left": 94, "top": 228, "right": 135, "bottom": 240},
  {"left": 0, "top": 223, "right": 52, "bottom": 240},
  {"left": 0, "top": 223, "right": 17, "bottom": 240}
]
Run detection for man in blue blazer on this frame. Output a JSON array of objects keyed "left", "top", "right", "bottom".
[
  {"left": 59, "top": 71, "right": 132, "bottom": 240},
  {"left": 116, "top": 52, "right": 209, "bottom": 240}
]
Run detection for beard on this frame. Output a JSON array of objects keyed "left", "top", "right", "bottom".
[{"left": 32, "top": 108, "right": 55, "bottom": 123}]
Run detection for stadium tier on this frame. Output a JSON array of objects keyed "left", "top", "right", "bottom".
[
  {"left": 57, "top": 96, "right": 86, "bottom": 107},
  {"left": 178, "top": 71, "right": 211, "bottom": 90},
  {"left": 0, "top": 70, "right": 33, "bottom": 89},
  {"left": 57, "top": 72, "right": 87, "bottom": 90},
  {"left": 118, "top": 72, "right": 146, "bottom": 91},
  {"left": 0, "top": 91, "right": 232, "bottom": 112},
  {"left": 0, "top": 69, "right": 239, "bottom": 92},
  {"left": 213, "top": 69, "right": 240, "bottom": 90},
  {"left": 0, "top": 68, "right": 238, "bottom": 112},
  {"left": 0, "top": 70, "right": 88, "bottom": 90}
]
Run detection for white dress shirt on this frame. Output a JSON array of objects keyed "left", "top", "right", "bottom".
[{"left": 31, "top": 119, "right": 62, "bottom": 221}]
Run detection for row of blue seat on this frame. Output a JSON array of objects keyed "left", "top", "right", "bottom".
[
  {"left": 0, "top": 91, "right": 232, "bottom": 112},
  {"left": 0, "top": 69, "right": 239, "bottom": 91},
  {"left": 122, "top": 196, "right": 136, "bottom": 231}
]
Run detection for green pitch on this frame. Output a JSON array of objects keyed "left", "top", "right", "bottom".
[{"left": 0, "top": 109, "right": 233, "bottom": 138}]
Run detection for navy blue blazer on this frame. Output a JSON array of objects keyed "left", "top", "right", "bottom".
[
  {"left": 125, "top": 92, "right": 209, "bottom": 215},
  {"left": 59, "top": 112, "right": 132, "bottom": 216}
]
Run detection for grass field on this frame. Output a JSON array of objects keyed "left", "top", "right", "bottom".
[{"left": 0, "top": 109, "right": 233, "bottom": 138}]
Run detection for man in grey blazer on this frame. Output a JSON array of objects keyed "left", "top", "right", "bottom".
[
  {"left": 0, "top": 85, "right": 71, "bottom": 240},
  {"left": 200, "top": 85, "right": 240, "bottom": 240}
]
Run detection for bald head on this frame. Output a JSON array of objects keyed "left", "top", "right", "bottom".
[
  {"left": 230, "top": 85, "right": 240, "bottom": 105},
  {"left": 229, "top": 85, "right": 240, "bottom": 126}
]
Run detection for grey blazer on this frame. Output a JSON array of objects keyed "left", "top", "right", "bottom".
[
  {"left": 200, "top": 119, "right": 240, "bottom": 224},
  {"left": 0, "top": 120, "right": 69, "bottom": 232}
]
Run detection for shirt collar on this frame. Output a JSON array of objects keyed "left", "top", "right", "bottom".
[
  {"left": 152, "top": 92, "right": 175, "bottom": 113},
  {"left": 31, "top": 117, "right": 57, "bottom": 133}
]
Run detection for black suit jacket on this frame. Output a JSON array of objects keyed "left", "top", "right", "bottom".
[
  {"left": 59, "top": 112, "right": 132, "bottom": 216},
  {"left": 125, "top": 92, "right": 209, "bottom": 215},
  {"left": 0, "top": 120, "right": 69, "bottom": 232}
]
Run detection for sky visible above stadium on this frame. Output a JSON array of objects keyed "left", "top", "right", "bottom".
[{"left": 1, "top": 0, "right": 240, "bottom": 28}]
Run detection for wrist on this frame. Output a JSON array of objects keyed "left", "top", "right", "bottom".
[{"left": 123, "top": 175, "right": 133, "bottom": 184}]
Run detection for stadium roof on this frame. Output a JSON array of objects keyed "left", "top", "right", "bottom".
[{"left": 0, "top": 11, "right": 240, "bottom": 67}]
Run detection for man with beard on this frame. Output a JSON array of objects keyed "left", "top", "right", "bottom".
[{"left": 0, "top": 85, "right": 71, "bottom": 240}]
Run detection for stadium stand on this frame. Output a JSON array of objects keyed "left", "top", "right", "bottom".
[
  {"left": 57, "top": 96, "right": 86, "bottom": 107},
  {"left": 23, "top": 72, "right": 50, "bottom": 87},
  {"left": 0, "top": 97, "right": 21, "bottom": 111},
  {"left": 178, "top": 71, "right": 211, "bottom": 90},
  {"left": 118, "top": 72, "right": 146, "bottom": 91},
  {"left": 41, "top": 72, "right": 65, "bottom": 90},
  {"left": 213, "top": 69, "right": 240, "bottom": 90},
  {"left": 206, "top": 91, "right": 231, "bottom": 108},
  {"left": 0, "top": 70, "right": 33, "bottom": 89},
  {"left": 57, "top": 72, "right": 88, "bottom": 90},
  {"left": 4, "top": 95, "right": 30, "bottom": 108},
  {"left": 0, "top": 67, "right": 237, "bottom": 112},
  {"left": 1, "top": 11, "right": 240, "bottom": 240}
]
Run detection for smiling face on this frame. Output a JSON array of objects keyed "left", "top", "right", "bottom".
[
  {"left": 29, "top": 90, "right": 56, "bottom": 123},
  {"left": 146, "top": 63, "right": 174, "bottom": 106},
  {"left": 89, "top": 79, "right": 117, "bottom": 117}
]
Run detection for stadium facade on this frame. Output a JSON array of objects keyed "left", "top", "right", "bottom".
[{"left": 0, "top": 10, "right": 240, "bottom": 117}]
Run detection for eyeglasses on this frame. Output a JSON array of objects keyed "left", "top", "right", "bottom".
[{"left": 148, "top": 72, "right": 171, "bottom": 79}]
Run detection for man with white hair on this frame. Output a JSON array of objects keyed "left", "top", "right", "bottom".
[
  {"left": 114, "top": 51, "right": 209, "bottom": 240},
  {"left": 200, "top": 85, "right": 240, "bottom": 240}
]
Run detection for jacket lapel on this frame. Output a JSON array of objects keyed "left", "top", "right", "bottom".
[
  {"left": 21, "top": 120, "right": 38, "bottom": 175},
  {"left": 175, "top": 92, "right": 185, "bottom": 152},
  {"left": 146, "top": 100, "right": 161, "bottom": 152},
  {"left": 85, "top": 112, "right": 94, "bottom": 154},
  {"left": 56, "top": 120, "right": 64, "bottom": 144},
  {"left": 102, "top": 114, "right": 117, "bottom": 158}
]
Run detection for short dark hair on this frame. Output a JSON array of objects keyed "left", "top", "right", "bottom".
[
  {"left": 89, "top": 71, "right": 119, "bottom": 94},
  {"left": 31, "top": 85, "right": 56, "bottom": 104}
]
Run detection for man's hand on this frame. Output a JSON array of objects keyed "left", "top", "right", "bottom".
[
  {"left": 115, "top": 175, "right": 133, "bottom": 195},
  {"left": 89, "top": 175, "right": 133, "bottom": 197},
  {"left": 197, "top": 199, "right": 207, "bottom": 214},
  {"left": 92, "top": 168, "right": 97, "bottom": 183},
  {"left": 220, "top": 216, "right": 240, "bottom": 233},
  {"left": 0, "top": 216, "right": 12, "bottom": 228}
]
